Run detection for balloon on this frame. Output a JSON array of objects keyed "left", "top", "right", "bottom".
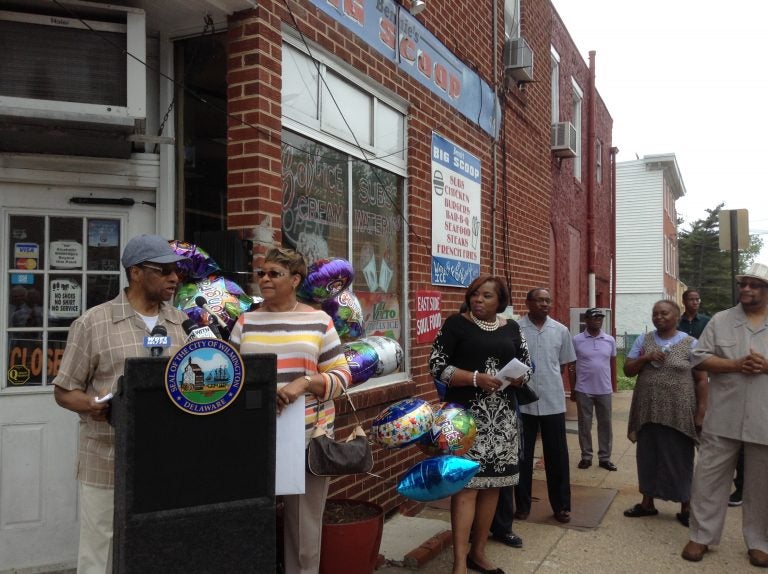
[
  {"left": 362, "top": 335, "right": 403, "bottom": 377},
  {"left": 168, "top": 240, "right": 220, "bottom": 280},
  {"left": 417, "top": 403, "right": 477, "bottom": 456},
  {"left": 342, "top": 340, "right": 379, "bottom": 385},
  {"left": 372, "top": 398, "right": 434, "bottom": 448},
  {"left": 297, "top": 258, "right": 354, "bottom": 303},
  {"left": 396, "top": 456, "right": 480, "bottom": 502},
  {"left": 175, "top": 276, "right": 255, "bottom": 330},
  {"left": 322, "top": 290, "right": 364, "bottom": 342}
]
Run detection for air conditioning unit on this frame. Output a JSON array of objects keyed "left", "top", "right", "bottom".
[
  {"left": 504, "top": 37, "right": 534, "bottom": 83},
  {"left": 551, "top": 122, "right": 577, "bottom": 158},
  {"left": 0, "top": 1, "right": 146, "bottom": 130}
]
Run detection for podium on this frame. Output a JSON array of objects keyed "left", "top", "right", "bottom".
[{"left": 112, "top": 354, "right": 277, "bottom": 573}]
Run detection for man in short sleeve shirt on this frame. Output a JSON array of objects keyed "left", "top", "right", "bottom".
[
  {"left": 53, "top": 235, "right": 188, "bottom": 574},
  {"left": 512, "top": 288, "right": 576, "bottom": 523},
  {"left": 571, "top": 308, "right": 617, "bottom": 471},
  {"left": 682, "top": 263, "right": 768, "bottom": 567}
]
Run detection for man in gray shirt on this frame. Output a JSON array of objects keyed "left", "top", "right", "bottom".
[
  {"left": 682, "top": 263, "right": 768, "bottom": 567},
  {"left": 511, "top": 288, "right": 576, "bottom": 523}
]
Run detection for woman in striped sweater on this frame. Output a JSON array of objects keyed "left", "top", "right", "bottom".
[{"left": 230, "top": 247, "right": 351, "bottom": 574}]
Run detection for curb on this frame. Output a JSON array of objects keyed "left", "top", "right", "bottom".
[{"left": 401, "top": 529, "right": 452, "bottom": 568}]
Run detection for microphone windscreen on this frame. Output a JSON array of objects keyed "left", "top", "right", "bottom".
[
  {"left": 182, "top": 319, "right": 197, "bottom": 335},
  {"left": 195, "top": 296, "right": 207, "bottom": 308},
  {"left": 150, "top": 324, "right": 168, "bottom": 337}
]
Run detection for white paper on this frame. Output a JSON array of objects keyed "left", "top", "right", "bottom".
[
  {"left": 495, "top": 358, "right": 532, "bottom": 390},
  {"left": 275, "top": 394, "right": 305, "bottom": 495}
]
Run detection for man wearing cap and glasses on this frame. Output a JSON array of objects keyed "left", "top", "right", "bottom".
[
  {"left": 53, "top": 235, "right": 189, "bottom": 574},
  {"left": 682, "top": 262, "right": 768, "bottom": 567},
  {"left": 571, "top": 308, "right": 618, "bottom": 471}
]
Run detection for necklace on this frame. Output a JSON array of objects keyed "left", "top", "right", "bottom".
[
  {"left": 266, "top": 301, "right": 299, "bottom": 313},
  {"left": 470, "top": 312, "right": 500, "bottom": 332}
]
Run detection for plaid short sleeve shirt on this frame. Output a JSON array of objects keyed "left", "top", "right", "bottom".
[{"left": 53, "top": 290, "right": 188, "bottom": 488}]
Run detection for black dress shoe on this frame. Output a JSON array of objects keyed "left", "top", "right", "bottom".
[
  {"left": 578, "top": 459, "right": 592, "bottom": 469},
  {"left": 466, "top": 556, "right": 505, "bottom": 574},
  {"left": 491, "top": 531, "right": 523, "bottom": 548},
  {"left": 599, "top": 460, "right": 617, "bottom": 471}
]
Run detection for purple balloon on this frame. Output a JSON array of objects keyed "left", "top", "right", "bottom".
[
  {"left": 322, "top": 290, "right": 365, "bottom": 342},
  {"left": 342, "top": 340, "right": 379, "bottom": 385},
  {"left": 169, "top": 240, "right": 220, "bottom": 280},
  {"left": 297, "top": 258, "right": 354, "bottom": 303},
  {"left": 396, "top": 456, "right": 480, "bottom": 502}
]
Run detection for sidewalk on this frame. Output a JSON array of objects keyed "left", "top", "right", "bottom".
[{"left": 377, "top": 391, "right": 748, "bottom": 573}]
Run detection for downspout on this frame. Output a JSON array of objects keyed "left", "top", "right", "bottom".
[
  {"left": 610, "top": 145, "right": 619, "bottom": 334},
  {"left": 491, "top": 0, "right": 499, "bottom": 275},
  {"left": 587, "top": 50, "right": 597, "bottom": 307}
]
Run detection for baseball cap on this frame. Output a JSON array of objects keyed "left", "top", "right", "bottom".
[
  {"left": 121, "top": 235, "right": 186, "bottom": 268},
  {"left": 584, "top": 307, "right": 606, "bottom": 318}
]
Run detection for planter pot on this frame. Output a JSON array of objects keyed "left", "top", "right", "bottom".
[{"left": 320, "top": 499, "right": 384, "bottom": 574}]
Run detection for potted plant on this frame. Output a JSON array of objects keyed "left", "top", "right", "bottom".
[{"left": 320, "top": 498, "right": 384, "bottom": 574}]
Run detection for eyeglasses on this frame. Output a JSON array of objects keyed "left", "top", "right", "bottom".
[
  {"left": 140, "top": 263, "right": 179, "bottom": 276},
  {"left": 255, "top": 269, "right": 288, "bottom": 279},
  {"left": 737, "top": 280, "right": 768, "bottom": 289}
]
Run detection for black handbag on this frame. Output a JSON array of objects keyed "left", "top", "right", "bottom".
[
  {"left": 306, "top": 389, "right": 374, "bottom": 477},
  {"left": 514, "top": 383, "right": 539, "bottom": 405}
]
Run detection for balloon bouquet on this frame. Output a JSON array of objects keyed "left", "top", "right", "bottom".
[
  {"left": 296, "top": 257, "right": 404, "bottom": 386},
  {"left": 169, "top": 240, "right": 259, "bottom": 337}
]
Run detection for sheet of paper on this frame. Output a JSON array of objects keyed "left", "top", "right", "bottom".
[
  {"left": 275, "top": 394, "right": 305, "bottom": 495},
  {"left": 495, "top": 358, "right": 532, "bottom": 391}
]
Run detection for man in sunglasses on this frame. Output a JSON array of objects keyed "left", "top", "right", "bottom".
[
  {"left": 53, "top": 234, "right": 188, "bottom": 574},
  {"left": 682, "top": 262, "right": 768, "bottom": 568}
]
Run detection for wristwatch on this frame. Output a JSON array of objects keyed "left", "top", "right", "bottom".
[{"left": 304, "top": 375, "right": 312, "bottom": 386}]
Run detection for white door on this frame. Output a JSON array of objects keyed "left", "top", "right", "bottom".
[{"left": 0, "top": 183, "right": 155, "bottom": 571}]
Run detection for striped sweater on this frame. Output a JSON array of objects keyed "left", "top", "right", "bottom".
[{"left": 230, "top": 309, "right": 351, "bottom": 444}]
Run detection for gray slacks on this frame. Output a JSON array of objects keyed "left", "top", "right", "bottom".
[
  {"left": 689, "top": 431, "right": 768, "bottom": 552},
  {"left": 576, "top": 391, "right": 613, "bottom": 462}
]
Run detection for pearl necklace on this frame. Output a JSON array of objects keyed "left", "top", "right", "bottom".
[{"left": 470, "top": 312, "right": 500, "bottom": 332}]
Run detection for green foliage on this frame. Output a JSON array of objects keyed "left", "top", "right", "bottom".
[
  {"left": 616, "top": 353, "right": 635, "bottom": 391},
  {"left": 677, "top": 203, "right": 763, "bottom": 315}
]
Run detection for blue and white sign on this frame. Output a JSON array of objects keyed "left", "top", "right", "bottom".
[
  {"left": 308, "top": 0, "right": 500, "bottom": 138},
  {"left": 431, "top": 133, "right": 481, "bottom": 287}
]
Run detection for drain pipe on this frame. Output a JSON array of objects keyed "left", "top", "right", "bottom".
[
  {"left": 491, "top": 0, "right": 499, "bottom": 275},
  {"left": 587, "top": 50, "right": 597, "bottom": 307}
]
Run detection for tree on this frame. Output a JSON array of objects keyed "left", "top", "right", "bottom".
[{"left": 678, "top": 203, "right": 763, "bottom": 314}]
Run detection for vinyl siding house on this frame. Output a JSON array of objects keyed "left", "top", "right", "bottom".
[{"left": 615, "top": 154, "right": 685, "bottom": 339}]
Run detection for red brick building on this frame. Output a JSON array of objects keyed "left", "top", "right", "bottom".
[{"left": 0, "top": 1, "right": 614, "bottom": 566}]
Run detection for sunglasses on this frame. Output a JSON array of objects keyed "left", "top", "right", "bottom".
[
  {"left": 140, "top": 263, "right": 179, "bottom": 276},
  {"left": 737, "top": 280, "right": 768, "bottom": 289},
  {"left": 255, "top": 269, "right": 288, "bottom": 279}
]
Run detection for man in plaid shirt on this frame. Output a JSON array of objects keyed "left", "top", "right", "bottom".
[{"left": 53, "top": 235, "right": 188, "bottom": 574}]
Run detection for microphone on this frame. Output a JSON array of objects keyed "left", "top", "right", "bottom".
[
  {"left": 143, "top": 324, "right": 170, "bottom": 357},
  {"left": 195, "top": 295, "right": 230, "bottom": 340},
  {"left": 182, "top": 318, "right": 218, "bottom": 342}
]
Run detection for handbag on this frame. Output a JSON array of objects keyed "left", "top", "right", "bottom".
[
  {"left": 306, "top": 388, "right": 374, "bottom": 477},
  {"left": 514, "top": 383, "right": 539, "bottom": 405}
]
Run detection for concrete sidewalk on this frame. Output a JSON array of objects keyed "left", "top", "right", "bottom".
[{"left": 377, "top": 391, "right": 750, "bottom": 573}]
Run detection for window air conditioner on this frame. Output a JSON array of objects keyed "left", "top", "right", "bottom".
[
  {"left": 551, "top": 122, "right": 577, "bottom": 158},
  {"left": 0, "top": 2, "right": 146, "bottom": 130},
  {"left": 503, "top": 37, "right": 534, "bottom": 83}
]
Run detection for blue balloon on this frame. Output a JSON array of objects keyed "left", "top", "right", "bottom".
[{"left": 396, "top": 456, "right": 480, "bottom": 502}]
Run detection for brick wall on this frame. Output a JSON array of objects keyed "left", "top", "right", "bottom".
[{"left": 226, "top": 0, "right": 557, "bottom": 516}]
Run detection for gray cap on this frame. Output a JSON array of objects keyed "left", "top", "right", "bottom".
[{"left": 121, "top": 235, "right": 186, "bottom": 268}]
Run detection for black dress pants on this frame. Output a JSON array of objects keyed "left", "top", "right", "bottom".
[{"left": 514, "top": 412, "right": 571, "bottom": 515}]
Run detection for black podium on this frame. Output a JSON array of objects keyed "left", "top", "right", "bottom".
[{"left": 112, "top": 354, "right": 277, "bottom": 573}]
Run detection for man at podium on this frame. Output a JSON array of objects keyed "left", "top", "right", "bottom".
[{"left": 53, "top": 235, "right": 189, "bottom": 574}]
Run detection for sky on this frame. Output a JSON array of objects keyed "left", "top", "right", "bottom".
[{"left": 550, "top": 0, "right": 768, "bottom": 260}]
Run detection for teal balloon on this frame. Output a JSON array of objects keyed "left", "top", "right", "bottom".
[{"left": 396, "top": 456, "right": 480, "bottom": 502}]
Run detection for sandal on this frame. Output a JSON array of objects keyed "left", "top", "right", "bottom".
[{"left": 624, "top": 503, "right": 658, "bottom": 517}]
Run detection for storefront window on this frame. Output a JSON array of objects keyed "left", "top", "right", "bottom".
[
  {"left": 4, "top": 214, "right": 122, "bottom": 388},
  {"left": 281, "top": 130, "right": 405, "bottom": 375}
]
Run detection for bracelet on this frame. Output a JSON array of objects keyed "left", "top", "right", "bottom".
[{"left": 473, "top": 370, "right": 478, "bottom": 387}]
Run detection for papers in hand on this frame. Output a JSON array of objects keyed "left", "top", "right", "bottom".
[{"left": 495, "top": 358, "right": 532, "bottom": 391}]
